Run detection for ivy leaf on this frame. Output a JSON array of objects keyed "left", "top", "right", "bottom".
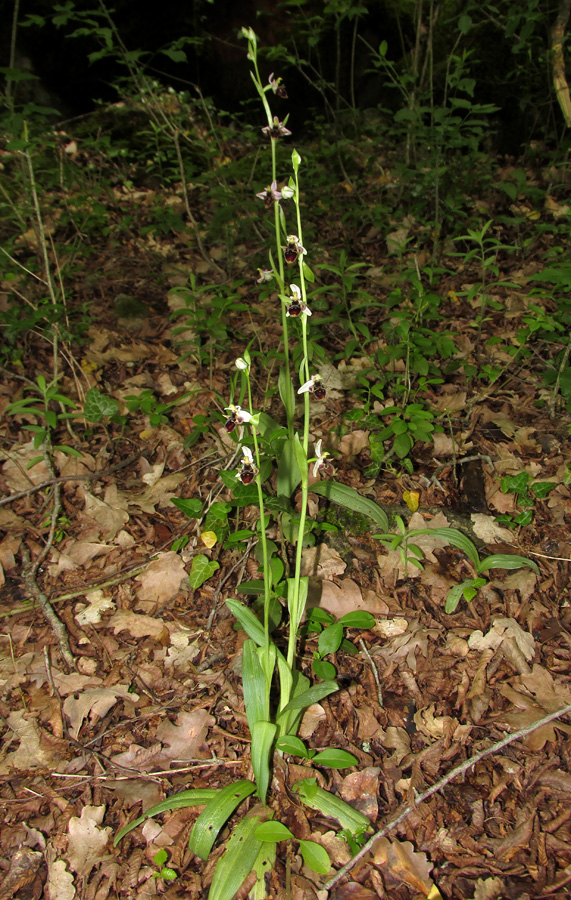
[{"left": 189, "top": 555, "right": 219, "bottom": 589}]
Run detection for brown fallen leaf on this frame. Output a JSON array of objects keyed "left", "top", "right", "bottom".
[
  {"left": 339, "top": 767, "right": 380, "bottom": 822},
  {"left": 108, "top": 610, "right": 170, "bottom": 643},
  {"left": 372, "top": 837, "right": 434, "bottom": 895},
  {"left": 155, "top": 709, "right": 215, "bottom": 761},
  {"left": 63, "top": 684, "right": 139, "bottom": 740},
  {"left": 66, "top": 805, "right": 112, "bottom": 877},
  {"left": 301, "top": 544, "right": 346, "bottom": 579},
  {"left": 135, "top": 551, "right": 187, "bottom": 609}
]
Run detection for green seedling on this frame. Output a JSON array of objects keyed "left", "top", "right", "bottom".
[
  {"left": 5, "top": 374, "right": 82, "bottom": 467},
  {"left": 374, "top": 519, "right": 539, "bottom": 613},
  {"left": 151, "top": 849, "right": 178, "bottom": 882},
  {"left": 302, "top": 608, "right": 376, "bottom": 680},
  {"left": 495, "top": 472, "right": 556, "bottom": 529}
]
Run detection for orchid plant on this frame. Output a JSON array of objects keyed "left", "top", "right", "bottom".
[{"left": 116, "top": 27, "right": 380, "bottom": 899}]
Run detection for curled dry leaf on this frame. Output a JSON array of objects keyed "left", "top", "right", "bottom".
[{"left": 372, "top": 838, "right": 434, "bottom": 894}]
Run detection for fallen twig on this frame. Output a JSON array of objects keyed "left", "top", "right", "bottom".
[{"left": 323, "top": 701, "right": 571, "bottom": 892}]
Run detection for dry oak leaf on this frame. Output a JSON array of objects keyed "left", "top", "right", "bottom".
[
  {"left": 318, "top": 578, "right": 365, "bottom": 618},
  {"left": 0, "top": 710, "right": 64, "bottom": 773},
  {"left": 301, "top": 544, "right": 346, "bottom": 579},
  {"left": 2, "top": 441, "right": 49, "bottom": 491},
  {"left": 45, "top": 847, "right": 75, "bottom": 900},
  {"left": 128, "top": 472, "right": 186, "bottom": 514},
  {"left": 339, "top": 767, "right": 380, "bottom": 822},
  {"left": 155, "top": 709, "right": 215, "bottom": 761},
  {"left": 498, "top": 665, "right": 571, "bottom": 749},
  {"left": 468, "top": 617, "right": 535, "bottom": 662},
  {"left": 83, "top": 485, "right": 129, "bottom": 541},
  {"left": 66, "top": 805, "right": 112, "bottom": 877},
  {"left": 372, "top": 838, "right": 434, "bottom": 895},
  {"left": 108, "top": 609, "right": 170, "bottom": 643},
  {"left": 63, "top": 684, "right": 139, "bottom": 740},
  {"left": 135, "top": 551, "right": 187, "bottom": 608},
  {"left": 374, "top": 620, "right": 439, "bottom": 672},
  {"left": 75, "top": 590, "right": 115, "bottom": 626}
]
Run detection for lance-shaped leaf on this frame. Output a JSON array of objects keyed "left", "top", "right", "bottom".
[
  {"left": 114, "top": 789, "right": 217, "bottom": 845},
  {"left": 225, "top": 599, "right": 265, "bottom": 646},
  {"left": 188, "top": 780, "right": 255, "bottom": 861},
  {"left": 476, "top": 553, "right": 539, "bottom": 575},
  {"left": 279, "top": 680, "right": 338, "bottom": 715},
  {"left": 242, "top": 640, "right": 269, "bottom": 731},
  {"left": 251, "top": 721, "right": 277, "bottom": 805},
  {"left": 294, "top": 778, "right": 371, "bottom": 838},
  {"left": 312, "top": 481, "right": 389, "bottom": 530},
  {"left": 208, "top": 810, "right": 265, "bottom": 900}
]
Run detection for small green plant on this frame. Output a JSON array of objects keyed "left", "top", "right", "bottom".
[
  {"left": 374, "top": 517, "right": 539, "bottom": 613},
  {"left": 124, "top": 388, "right": 195, "bottom": 428},
  {"left": 303, "top": 608, "right": 375, "bottom": 680},
  {"left": 5, "top": 374, "right": 81, "bottom": 466},
  {"left": 495, "top": 472, "right": 556, "bottom": 529},
  {"left": 151, "top": 849, "right": 178, "bottom": 883}
]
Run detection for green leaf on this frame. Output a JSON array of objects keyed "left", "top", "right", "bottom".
[
  {"left": 188, "top": 555, "right": 219, "bottom": 590},
  {"left": 207, "top": 812, "right": 264, "bottom": 900},
  {"left": 425, "top": 527, "right": 480, "bottom": 568},
  {"left": 338, "top": 611, "right": 376, "bottom": 629},
  {"left": 236, "top": 579, "right": 266, "bottom": 595},
  {"left": 242, "top": 640, "right": 269, "bottom": 731},
  {"left": 188, "top": 780, "right": 256, "bottom": 860},
  {"left": 277, "top": 437, "right": 302, "bottom": 499},
  {"left": 54, "top": 445, "right": 84, "bottom": 458},
  {"left": 298, "top": 840, "right": 331, "bottom": 875},
  {"left": 278, "top": 369, "right": 295, "bottom": 425},
  {"left": 294, "top": 779, "right": 371, "bottom": 836},
  {"left": 251, "top": 720, "right": 277, "bottom": 805},
  {"left": 393, "top": 432, "right": 414, "bottom": 458},
  {"left": 476, "top": 554, "right": 539, "bottom": 575},
  {"left": 313, "top": 658, "right": 337, "bottom": 680},
  {"left": 311, "top": 749, "right": 358, "bottom": 768},
  {"left": 226, "top": 599, "right": 265, "bottom": 645},
  {"left": 444, "top": 583, "right": 465, "bottom": 614},
  {"left": 171, "top": 497, "right": 203, "bottom": 518},
  {"left": 254, "top": 821, "right": 293, "bottom": 842},
  {"left": 318, "top": 622, "right": 343, "bottom": 657},
  {"left": 275, "top": 735, "right": 309, "bottom": 757},
  {"left": 114, "top": 789, "right": 217, "bottom": 845},
  {"left": 311, "top": 481, "right": 388, "bottom": 530},
  {"left": 279, "top": 680, "right": 338, "bottom": 714},
  {"left": 83, "top": 387, "right": 119, "bottom": 422}
]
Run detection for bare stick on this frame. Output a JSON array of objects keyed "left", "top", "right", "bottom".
[{"left": 323, "top": 701, "right": 571, "bottom": 891}]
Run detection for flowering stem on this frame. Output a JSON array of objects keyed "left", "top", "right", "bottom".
[{"left": 244, "top": 376, "right": 272, "bottom": 682}]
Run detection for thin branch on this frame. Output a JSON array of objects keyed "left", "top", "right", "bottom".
[{"left": 323, "top": 701, "right": 571, "bottom": 891}]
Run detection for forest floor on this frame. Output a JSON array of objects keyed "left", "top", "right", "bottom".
[{"left": 1, "top": 138, "right": 571, "bottom": 900}]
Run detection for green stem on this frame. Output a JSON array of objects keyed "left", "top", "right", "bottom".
[{"left": 245, "top": 376, "right": 272, "bottom": 692}]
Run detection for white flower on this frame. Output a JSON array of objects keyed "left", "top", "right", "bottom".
[
  {"left": 235, "top": 358, "right": 249, "bottom": 371},
  {"left": 241, "top": 446, "right": 254, "bottom": 465},
  {"left": 298, "top": 374, "right": 321, "bottom": 394},
  {"left": 281, "top": 184, "right": 295, "bottom": 199},
  {"left": 312, "top": 439, "right": 332, "bottom": 477},
  {"left": 289, "top": 284, "right": 301, "bottom": 300}
]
